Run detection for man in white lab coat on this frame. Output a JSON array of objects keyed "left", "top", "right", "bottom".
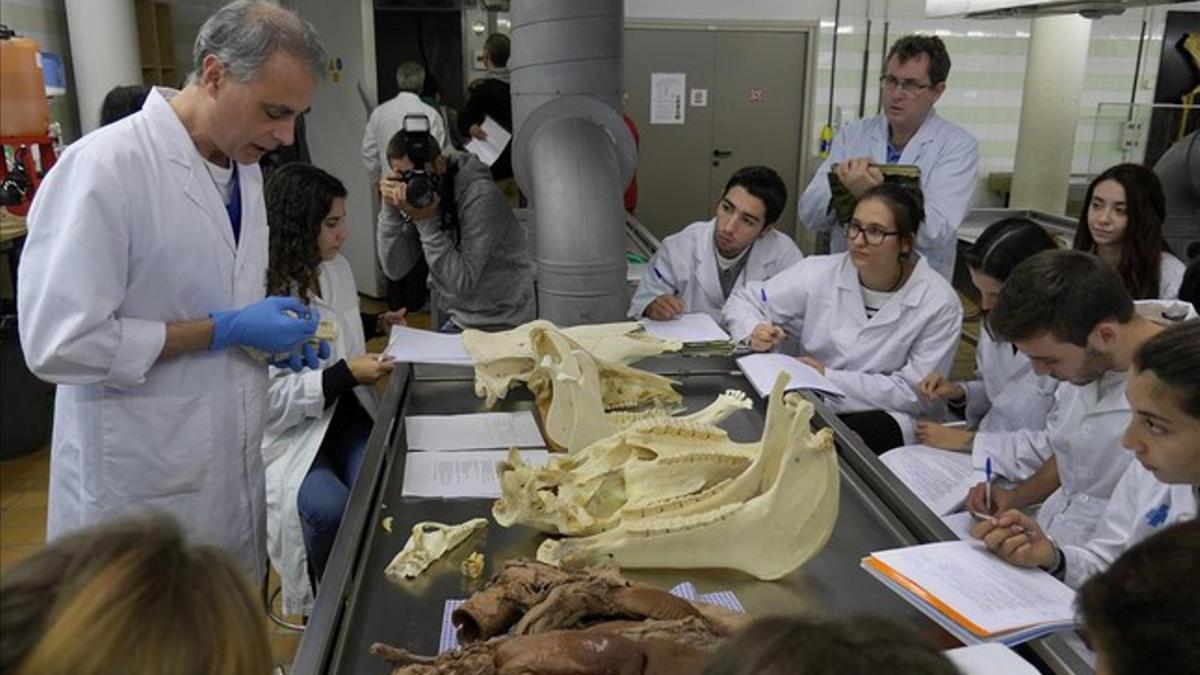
[
  {"left": 628, "top": 165, "right": 803, "bottom": 325},
  {"left": 797, "top": 35, "right": 978, "bottom": 281},
  {"left": 963, "top": 250, "right": 1196, "bottom": 548},
  {"left": 362, "top": 61, "right": 450, "bottom": 187},
  {"left": 17, "top": 0, "right": 328, "bottom": 579},
  {"left": 975, "top": 319, "right": 1199, "bottom": 590}
]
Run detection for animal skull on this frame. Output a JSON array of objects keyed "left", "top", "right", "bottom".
[
  {"left": 496, "top": 373, "right": 840, "bottom": 580},
  {"left": 527, "top": 326, "right": 684, "bottom": 452},
  {"left": 384, "top": 518, "right": 488, "bottom": 580},
  {"left": 463, "top": 320, "right": 681, "bottom": 407}
]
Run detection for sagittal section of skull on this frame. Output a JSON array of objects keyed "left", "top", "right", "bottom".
[
  {"left": 462, "top": 321, "right": 681, "bottom": 408},
  {"left": 495, "top": 373, "right": 839, "bottom": 580}
]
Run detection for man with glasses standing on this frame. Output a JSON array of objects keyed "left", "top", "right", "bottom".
[{"left": 798, "top": 35, "right": 978, "bottom": 281}]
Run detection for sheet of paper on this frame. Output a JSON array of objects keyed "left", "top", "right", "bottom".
[
  {"left": 384, "top": 325, "right": 473, "bottom": 365},
  {"left": 867, "top": 541, "right": 1076, "bottom": 636},
  {"left": 650, "top": 72, "right": 686, "bottom": 124},
  {"left": 406, "top": 412, "right": 544, "bottom": 451},
  {"left": 944, "top": 643, "right": 1041, "bottom": 675},
  {"left": 736, "top": 353, "right": 845, "bottom": 398},
  {"left": 941, "top": 511, "right": 982, "bottom": 541},
  {"left": 880, "top": 444, "right": 975, "bottom": 515},
  {"left": 639, "top": 313, "right": 730, "bottom": 343},
  {"left": 464, "top": 115, "right": 511, "bottom": 167},
  {"left": 402, "top": 449, "right": 550, "bottom": 499}
]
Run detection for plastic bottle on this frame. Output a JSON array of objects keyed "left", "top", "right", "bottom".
[{"left": 0, "top": 26, "right": 50, "bottom": 138}]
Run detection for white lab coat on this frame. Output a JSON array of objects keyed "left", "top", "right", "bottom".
[
  {"left": 1160, "top": 251, "right": 1186, "bottom": 299},
  {"left": 960, "top": 329, "right": 1058, "bottom": 432},
  {"left": 797, "top": 111, "right": 979, "bottom": 281},
  {"left": 18, "top": 88, "right": 269, "bottom": 578},
  {"left": 261, "top": 255, "right": 379, "bottom": 616},
  {"left": 1062, "top": 461, "right": 1197, "bottom": 589},
  {"left": 627, "top": 219, "right": 803, "bottom": 324},
  {"left": 958, "top": 329, "right": 1059, "bottom": 478},
  {"left": 977, "top": 300, "right": 1198, "bottom": 547},
  {"left": 362, "top": 91, "right": 450, "bottom": 185},
  {"left": 1031, "top": 370, "right": 1135, "bottom": 547},
  {"left": 723, "top": 252, "right": 963, "bottom": 418}
]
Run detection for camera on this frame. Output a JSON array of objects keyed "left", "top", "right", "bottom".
[{"left": 397, "top": 114, "right": 440, "bottom": 209}]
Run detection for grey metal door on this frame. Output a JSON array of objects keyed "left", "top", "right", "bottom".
[{"left": 625, "top": 26, "right": 808, "bottom": 240}]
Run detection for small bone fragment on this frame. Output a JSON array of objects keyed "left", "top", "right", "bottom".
[{"left": 384, "top": 518, "right": 488, "bottom": 580}]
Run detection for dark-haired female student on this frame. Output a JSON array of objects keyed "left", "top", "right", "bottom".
[
  {"left": 724, "top": 183, "right": 962, "bottom": 450},
  {"left": 914, "top": 217, "right": 1059, "bottom": 476},
  {"left": 259, "top": 163, "right": 405, "bottom": 617},
  {"left": 1074, "top": 163, "right": 1186, "bottom": 300}
]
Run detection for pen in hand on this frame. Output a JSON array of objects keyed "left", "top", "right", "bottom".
[
  {"left": 653, "top": 265, "right": 677, "bottom": 294},
  {"left": 985, "top": 457, "right": 993, "bottom": 513}
]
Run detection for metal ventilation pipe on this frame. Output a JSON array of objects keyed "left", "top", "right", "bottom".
[{"left": 510, "top": 0, "right": 636, "bottom": 326}]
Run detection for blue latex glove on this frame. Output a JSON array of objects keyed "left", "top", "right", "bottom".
[
  {"left": 266, "top": 338, "right": 333, "bottom": 373},
  {"left": 210, "top": 296, "right": 319, "bottom": 353}
]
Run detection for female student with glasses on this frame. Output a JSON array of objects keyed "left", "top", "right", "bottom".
[{"left": 724, "top": 183, "right": 962, "bottom": 451}]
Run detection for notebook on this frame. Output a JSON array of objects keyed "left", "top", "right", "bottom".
[
  {"left": 736, "top": 353, "right": 845, "bottom": 398},
  {"left": 862, "top": 540, "right": 1076, "bottom": 646}
]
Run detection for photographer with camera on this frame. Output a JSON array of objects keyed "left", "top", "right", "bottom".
[{"left": 377, "top": 115, "right": 535, "bottom": 331}]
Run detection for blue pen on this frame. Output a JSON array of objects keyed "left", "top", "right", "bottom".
[
  {"left": 760, "top": 287, "right": 768, "bottom": 304},
  {"left": 985, "top": 457, "right": 993, "bottom": 513},
  {"left": 653, "top": 265, "right": 676, "bottom": 293}
]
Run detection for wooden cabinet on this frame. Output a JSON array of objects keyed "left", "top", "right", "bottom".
[{"left": 135, "top": 0, "right": 178, "bottom": 86}]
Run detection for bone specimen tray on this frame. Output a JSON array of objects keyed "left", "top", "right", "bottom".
[{"left": 293, "top": 357, "right": 975, "bottom": 675}]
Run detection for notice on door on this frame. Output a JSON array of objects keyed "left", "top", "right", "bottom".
[{"left": 650, "top": 72, "right": 686, "bottom": 125}]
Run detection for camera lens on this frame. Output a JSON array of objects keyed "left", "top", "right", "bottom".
[{"left": 407, "top": 174, "right": 434, "bottom": 208}]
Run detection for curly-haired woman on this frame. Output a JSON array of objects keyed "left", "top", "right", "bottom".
[{"left": 260, "top": 163, "right": 404, "bottom": 616}]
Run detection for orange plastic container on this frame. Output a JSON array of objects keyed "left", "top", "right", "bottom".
[{"left": 0, "top": 28, "right": 50, "bottom": 137}]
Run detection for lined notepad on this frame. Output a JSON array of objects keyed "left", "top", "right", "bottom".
[{"left": 862, "top": 541, "right": 1076, "bottom": 646}]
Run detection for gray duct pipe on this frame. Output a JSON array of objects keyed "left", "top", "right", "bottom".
[{"left": 510, "top": 0, "right": 636, "bottom": 326}]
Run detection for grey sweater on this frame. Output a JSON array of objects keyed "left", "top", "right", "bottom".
[{"left": 377, "top": 154, "right": 535, "bottom": 329}]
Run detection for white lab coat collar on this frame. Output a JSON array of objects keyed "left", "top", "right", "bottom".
[
  {"left": 145, "top": 87, "right": 250, "bottom": 256},
  {"left": 834, "top": 252, "right": 933, "bottom": 327},
  {"left": 863, "top": 108, "right": 945, "bottom": 163},
  {"left": 864, "top": 108, "right": 945, "bottom": 160}
]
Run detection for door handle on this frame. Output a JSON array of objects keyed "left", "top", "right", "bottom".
[{"left": 712, "top": 149, "right": 733, "bottom": 158}]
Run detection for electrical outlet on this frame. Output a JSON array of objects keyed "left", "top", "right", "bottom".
[{"left": 1119, "top": 120, "right": 1143, "bottom": 151}]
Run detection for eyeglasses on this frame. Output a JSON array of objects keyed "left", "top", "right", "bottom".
[
  {"left": 879, "top": 75, "right": 934, "bottom": 94},
  {"left": 846, "top": 222, "right": 902, "bottom": 246}
]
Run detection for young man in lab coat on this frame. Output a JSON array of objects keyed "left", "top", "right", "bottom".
[
  {"left": 797, "top": 34, "right": 978, "bottom": 281},
  {"left": 975, "top": 319, "right": 1199, "bottom": 590},
  {"left": 628, "top": 165, "right": 803, "bottom": 324},
  {"left": 963, "top": 250, "right": 1195, "bottom": 548},
  {"left": 17, "top": 0, "right": 328, "bottom": 580}
]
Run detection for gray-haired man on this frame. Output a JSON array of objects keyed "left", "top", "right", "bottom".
[
  {"left": 362, "top": 61, "right": 450, "bottom": 186},
  {"left": 18, "top": 0, "right": 327, "bottom": 578}
]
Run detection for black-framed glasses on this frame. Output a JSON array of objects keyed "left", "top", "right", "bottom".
[
  {"left": 846, "top": 222, "right": 902, "bottom": 246},
  {"left": 879, "top": 75, "right": 933, "bottom": 94}
]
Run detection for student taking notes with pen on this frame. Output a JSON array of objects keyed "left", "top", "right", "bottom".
[
  {"left": 628, "top": 166, "right": 801, "bottom": 325},
  {"left": 724, "top": 184, "right": 962, "bottom": 451}
]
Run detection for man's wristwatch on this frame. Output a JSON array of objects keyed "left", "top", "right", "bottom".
[{"left": 1040, "top": 539, "right": 1066, "bottom": 579}]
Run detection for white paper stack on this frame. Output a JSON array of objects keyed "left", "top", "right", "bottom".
[
  {"left": 383, "top": 325, "right": 473, "bottom": 366},
  {"left": 401, "top": 411, "right": 548, "bottom": 499}
]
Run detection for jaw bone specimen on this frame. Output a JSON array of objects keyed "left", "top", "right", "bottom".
[
  {"left": 462, "top": 320, "right": 681, "bottom": 408},
  {"left": 493, "top": 373, "right": 839, "bottom": 580}
]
